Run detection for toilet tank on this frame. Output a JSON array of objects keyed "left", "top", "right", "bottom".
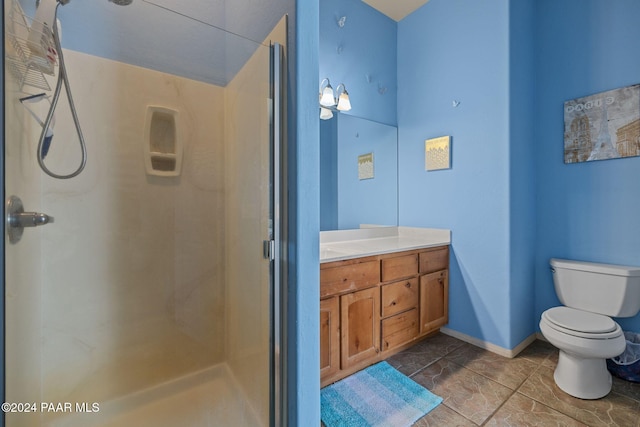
[{"left": 550, "top": 258, "right": 640, "bottom": 317}]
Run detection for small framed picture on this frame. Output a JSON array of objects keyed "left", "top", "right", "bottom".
[
  {"left": 358, "top": 153, "right": 374, "bottom": 180},
  {"left": 425, "top": 136, "right": 451, "bottom": 171}
]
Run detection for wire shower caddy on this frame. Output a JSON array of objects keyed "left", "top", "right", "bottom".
[{"left": 6, "top": 0, "right": 58, "bottom": 92}]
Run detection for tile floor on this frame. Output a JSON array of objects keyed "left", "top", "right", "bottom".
[{"left": 385, "top": 333, "right": 640, "bottom": 427}]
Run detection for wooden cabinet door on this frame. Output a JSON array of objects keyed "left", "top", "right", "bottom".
[
  {"left": 320, "top": 297, "right": 340, "bottom": 379},
  {"left": 340, "top": 288, "right": 380, "bottom": 369},
  {"left": 420, "top": 270, "right": 449, "bottom": 334}
]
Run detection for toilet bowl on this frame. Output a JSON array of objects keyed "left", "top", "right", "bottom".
[
  {"left": 539, "top": 258, "right": 640, "bottom": 400},
  {"left": 540, "top": 306, "right": 626, "bottom": 399}
]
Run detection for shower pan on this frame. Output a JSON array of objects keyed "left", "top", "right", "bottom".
[{"left": 2, "top": 1, "right": 287, "bottom": 426}]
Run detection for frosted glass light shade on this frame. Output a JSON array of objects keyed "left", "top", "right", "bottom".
[
  {"left": 320, "top": 86, "right": 336, "bottom": 107},
  {"left": 320, "top": 107, "right": 333, "bottom": 120},
  {"left": 336, "top": 92, "right": 351, "bottom": 111}
]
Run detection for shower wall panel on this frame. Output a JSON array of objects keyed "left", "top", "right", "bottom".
[
  {"left": 224, "top": 43, "right": 271, "bottom": 424},
  {"left": 38, "top": 50, "right": 227, "bottom": 407},
  {"left": 223, "top": 17, "right": 287, "bottom": 425},
  {"left": 4, "top": 12, "right": 44, "bottom": 424}
]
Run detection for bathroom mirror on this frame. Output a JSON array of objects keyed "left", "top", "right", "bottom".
[{"left": 320, "top": 114, "right": 398, "bottom": 230}]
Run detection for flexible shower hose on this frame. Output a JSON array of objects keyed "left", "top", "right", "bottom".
[{"left": 36, "top": 0, "right": 87, "bottom": 179}]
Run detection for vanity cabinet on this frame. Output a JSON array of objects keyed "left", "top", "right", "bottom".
[{"left": 320, "top": 245, "right": 449, "bottom": 386}]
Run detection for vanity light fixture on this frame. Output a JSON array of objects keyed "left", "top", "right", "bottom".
[
  {"left": 319, "top": 78, "right": 336, "bottom": 107},
  {"left": 320, "top": 107, "right": 334, "bottom": 120},
  {"left": 336, "top": 84, "right": 351, "bottom": 111},
  {"left": 319, "top": 78, "right": 352, "bottom": 120}
]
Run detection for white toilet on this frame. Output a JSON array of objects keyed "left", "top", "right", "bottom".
[{"left": 539, "top": 258, "right": 640, "bottom": 399}]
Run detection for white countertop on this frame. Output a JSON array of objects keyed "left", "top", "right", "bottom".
[{"left": 320, "top": 226, "right": 451, "bottom": 263}]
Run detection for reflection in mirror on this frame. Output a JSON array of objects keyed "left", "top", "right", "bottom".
[{"left": 320, "top": 115, "right": 398, "bottom": 230}]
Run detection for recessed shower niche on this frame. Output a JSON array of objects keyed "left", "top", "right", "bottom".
[{"left": 144, "top": 105, "right": 183, "bottom": 177}]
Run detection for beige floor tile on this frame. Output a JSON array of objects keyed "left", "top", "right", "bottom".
[
  {"left": 412, "top": 358, "right": 512, "bottom": 425},
  {"left": 388, "top": 333, "right": 467, "bottom": 377},
  {"left": 542, "top": 349, "right": 559, "bottom": 369},
  {"left": 518, "top": 366, "right": 640, "bottom": 427},
  {"left": 417, "top": 332, "right": 467, "bottom": 356},
  {"left": 387, "top": 347, "right": 443, "bottom": 378},
  {"left": 485, "top": 392, "right": 587, "bottom": 426},
  {"left": 445, "top": 343, "right": 540, "bottom": 389},
  {"left": 518, "top": 339, "right": 556, "bottom": 365},
  {"left": 412, "top": 404, "right": 476, "bottom": 426},
  {"left": 611, "top": 375, "right": 640, "bottom": 403}
]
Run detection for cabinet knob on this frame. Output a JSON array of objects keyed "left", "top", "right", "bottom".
[
  {"left": 405, "top": 282, "right": 411, "bottom": 288},
  {"left": 391, "top": 301, "right": 397, "bottom": 306}
]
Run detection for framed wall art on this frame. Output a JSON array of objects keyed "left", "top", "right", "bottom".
[
  {"left": 425, "top": 136, "right": 451, "bottom": 171},
  {"left": 358, "top": 152, "right": 374, "bottom": 180},
  {"left": 564, "top": 84, "right": 640, "bottom": 163}
]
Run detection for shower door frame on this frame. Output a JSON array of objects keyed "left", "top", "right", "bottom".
[
  {"left": 271, "top": 41, "right": 286, "bottom": 427},
  {"left": 1, "top": 5, "right": 6, "bottom": 424}
]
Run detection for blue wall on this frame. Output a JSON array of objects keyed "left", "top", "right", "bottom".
[
  {"left": 319, "top": 0, "right": 397, "bottom": 126},
  {"left": 398, "top": 0, "right": 515, "bottom": 349},
  {"left": 508, "top": 0, "right": 536, "bottom": 349},
  {"left": 293, "top": 0, "right": 321, "bottom": 423},
  {"left": 534, "top": 0, "right": 640, "bottom": 333}
]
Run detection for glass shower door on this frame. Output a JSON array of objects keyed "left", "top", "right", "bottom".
[{"left": 3, "top": 1, "right": 283, "bottom": 425}]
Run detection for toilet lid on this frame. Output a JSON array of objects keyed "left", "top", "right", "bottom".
[{"left": 543, "top": 307, "right": 618, "bottom": 334}]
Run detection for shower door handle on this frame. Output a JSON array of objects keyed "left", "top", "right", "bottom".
[
  {"left": 9, "top": 211, "right": 54, "bottom": 227},
  {"left": 6, "top": 195, "right": 55, "bottom": 244}
]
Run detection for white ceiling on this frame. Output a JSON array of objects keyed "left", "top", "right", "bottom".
[{"left": 362, "top": 0, "right": 430, "bottom": 21}]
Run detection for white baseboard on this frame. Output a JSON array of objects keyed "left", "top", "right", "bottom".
[
  {"left": 536, "top": 331, "right": 547, "bottom": 342},
  {"left": 440, "top": 327, "right": 538, "bottom": 359}
]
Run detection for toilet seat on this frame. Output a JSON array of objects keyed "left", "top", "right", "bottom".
[{"left": 542, "top": 307, "right": 622, "bottom": 339}]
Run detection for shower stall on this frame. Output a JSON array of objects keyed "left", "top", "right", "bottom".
[{"left": 3, "top": 0, "right": 287, "bottom": 425}]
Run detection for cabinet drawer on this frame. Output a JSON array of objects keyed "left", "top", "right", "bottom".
[
  {"left": 381, "top": 253, "right": 418, "bottom": 282},
  {"left": 419, "top": 247, "right": 449, "bottom": 274},
  {"left": 381, "top": 308, "right": 419, "bottom": 351},
  {"left": 381, "top": 277, "right": 418, "bottom": 317},
  {"left": 321, "top": 260, "right": 380, "bottom": 298}
]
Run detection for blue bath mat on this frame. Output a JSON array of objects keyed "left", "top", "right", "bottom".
[{"left": 321, "top": 361, "right": 442, "bottom": 427}]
